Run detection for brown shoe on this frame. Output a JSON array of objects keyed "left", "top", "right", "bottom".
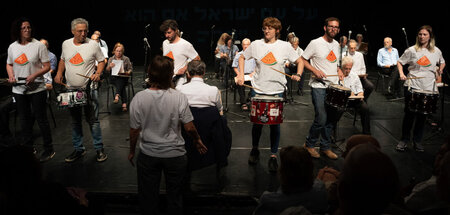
[
  {"left": 304, "top": 145, "right": 320, "bottom": 158},
  {"left": 322, "top": 150, "right": 338, "bottom": 160}
]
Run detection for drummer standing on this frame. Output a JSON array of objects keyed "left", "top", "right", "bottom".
[
  {"left": 54, "top": 18, "right": 108, "bottom": 163},
  {"left": 236, "top": 17, "right": 302, "bottom": 172},
  {"left": 302, "top": 17, "right": 343, "bottom": 160},
  {"left": 396, "top": 25, "right": 445, "bottom": 152}
]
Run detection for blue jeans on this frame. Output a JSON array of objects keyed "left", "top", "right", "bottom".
[
  {"left": 305, "top": 88, "right": 333, "bottom": 150},
  {"left": 250, "top": 90, "right": 283, "bottom": 154},
  {"left": 69, "top": 89, "right": 103, "bottom": 151}
]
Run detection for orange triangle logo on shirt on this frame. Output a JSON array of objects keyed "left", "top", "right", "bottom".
[
  {"left": 261, "top": 52, "right": 277, "bottom": 65},
  {"left": 14, "top": 53, "right": 29, "bottom": 65},
  {"left": 69, "top": 53, "right": 84, "bottom": 66},
  {"left": 165, "top": 51, "right": 174, "bottom": 60},
  {"left": 416, "top": 55, "right": 431, "bottom": 67},
  {"left": 326, "top": 50, "right": 337, "bottom": 63}
]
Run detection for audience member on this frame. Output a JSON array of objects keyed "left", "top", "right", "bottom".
[
  {"left": 254, "top": 146, "right": 328, "bottom": 215},
  {"left": 336, "top": 144, "right": 400, "bottom": 215}
]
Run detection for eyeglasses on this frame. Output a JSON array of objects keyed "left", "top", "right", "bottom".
[
  {"left": 21, "top": 26, "right": 31, "bottom": 31},
  {"left": 262, "top": 26, "right": 275, "bottom": 31},
  {"left": 327, "top": 25, "right": 340, "bottom": 30}
]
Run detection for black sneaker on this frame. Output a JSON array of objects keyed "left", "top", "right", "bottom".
[
  {"left": 268, "top": 157, "right": 278, "bottom": 173},
  {"left": 96, "top": 149, "right": 108, "bottom": 162},
  {"left": 39, "top": 150, "right": 55, "bottom": 163},
  {"left": 248, "top": 148, "right": 260, "bottom": 165},
  {"left": 65, "top": 150, "right": 86, "bottom": 163},
  {"left": 396, "top": 141, "right": 408, "bottom": 152},
  {"left": 414, "top": 142, "right": 425, "bottom": 152}
]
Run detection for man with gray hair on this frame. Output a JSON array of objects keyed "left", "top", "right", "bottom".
[
  {"left": 232, "top": 38, "right": 255, "bottom": 110},
  {"left": 176, "top": 60, "right": 223, "bottom": 114},
  {"left": 55, "top": 18, "right": 107, "bottom": 163},
  {"left": 377, "top": 37, "right": 400, "bottom": 98}
]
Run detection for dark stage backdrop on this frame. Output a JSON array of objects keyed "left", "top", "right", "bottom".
[{"left": 1, "top": 2, "right": 448, "bottom": 72}]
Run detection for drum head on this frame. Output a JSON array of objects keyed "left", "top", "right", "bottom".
[
  {"left": 329, "top": 84, "right": 351, "bottom": 92},
  {"left": 251, "top": 95, "right": 284, "bottom": 102}
]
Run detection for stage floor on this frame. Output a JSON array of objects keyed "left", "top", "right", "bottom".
[{"left": 17, "top": 66, "right": 450, "bottom": 214}]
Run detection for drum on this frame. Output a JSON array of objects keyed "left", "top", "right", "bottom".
[
  {"left": 326, "top": 84, "right": 352, "bottom": 109},
  {"left": 57, "top": 89, "right": 88, "bottom": 109},
  {"left": 407, "top": 89, "right": 439, "bottom": 114},
  {"left": 250, "top": 95, "right": 284, "bottom": 125}
]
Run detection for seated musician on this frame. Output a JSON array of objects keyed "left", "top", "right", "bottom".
[
  {"left": 176, "top": 60, "right": 223, "bottom": 115},
  {"left": 344, "top": 39, "right": 374, "bottom": 102},
  {"left": 176, "top": 60, "right": 231, "bottom": 173},
  {"left": 329, "top": 56, "right": 370, "bottom": 135}
]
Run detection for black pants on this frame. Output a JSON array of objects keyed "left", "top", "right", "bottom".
[
  {"left": 360, "top": 77, "right": 374, "bottom": 102},
  {"left": 137, "top": 153, "right": 187, "bottom": 215},
  {"left": 401, "top": 87, "right": 426, "bottom": 144},
  {"left": 329, "top": 99, "right": 371, "bottom": 135},
  {"left": 381, "top": 66, "right": 402, "bottom": 96},
  {"left": 13, "top": 90, "right": 52, "bottom": 151},
  {"left": 110, "top": 76, "right": 128, "bottom": 104}
]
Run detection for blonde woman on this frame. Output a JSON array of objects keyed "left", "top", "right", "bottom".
[
  {"left": 396, "top": 25, "right": 446, "bottom": 152},
  {"left": 106, "top": 43, "right": 133, "bottom": 111},
  {"left": 214, "top": 33, "right": 230, "bottom": 78}
]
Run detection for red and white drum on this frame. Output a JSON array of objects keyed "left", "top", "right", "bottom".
[
  {"left": 250, "top": 95, "right": 284, "bottom": 125},
  {"left": 57, "top": 89, "right": 88, "bottom": 109}
]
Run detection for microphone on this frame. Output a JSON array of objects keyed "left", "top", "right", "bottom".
[
  {"left": 143, "top": 38, "right": 150, "bottom": 48},
  {"left": 402, "top": 27, "right": 407, "bottom": 35},
  {"left": 292, "top": 32, "right": 296, "bottom": 37},
  {"left": 348, "top": 30, "right": 352, "bottom": 40},
  {"left": 363, "top": 25, "right": 367, "bottom": 32},
  {"left": 231, "top": 29, "right": 236, "bottom": 40},
  {"left": 180, "top": 31, "right": 183, "bottom": 38},
  {"left": 145, "top": 24, "right": 150, "bottom": 29},
  {"left": 286, "top": 25, "right": 291, "bottom": 32}
]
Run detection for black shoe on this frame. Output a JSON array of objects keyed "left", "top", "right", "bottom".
[
  {"left": 40, "top": 150, "right": 55, "bottom": 163},
  {"left": 268, "top": 157, "right": 278, "bottom": 173},
  {"left": 248, "top": 148, "right": 260, "bottom": 165},
  {"left": 414, "top": 142, "right": 424, "bottom": 152},
  {"left": 65, "top": 150, "right": 86, "bottom": 163},
  {"left": 96, "top": 149, "right": 108, "bottom": 162},
  {"left": 396, "top": 141, "right": 408, "bottom": 152}
]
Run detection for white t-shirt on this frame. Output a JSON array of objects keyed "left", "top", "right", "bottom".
[
  {"left": 7, "top": 39, "right": 49, "bottom": 94},
  {"left": 129, "top": 88, "right": 193, "bottom": 158},
  {"left": 302, "top": 37, "right": 340, "bottom": 89},
  {"left": 243, "top": 39, "right": 300, "bottom": 94},
  {"left": 342, "top": 72, "right": 364, "bottom": 94},
  {"left": 398, "top": 46, "right": 445, "bottom": 91},
  {"left": 176, "top": 77, "right": 223, "bottom": 111},
  {"left": 61, "top": 38, "right": 105, "bottom": 89},
  {"left": 162, "top": 38, "right": 199, "bottom": 85},
  {"left": 344, "top": 51, "right": 366, "bottom": 75}
]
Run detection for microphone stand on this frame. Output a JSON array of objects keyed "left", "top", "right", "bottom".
[{"left": 143, "top": 25, "right": 151, "bottom": 88}]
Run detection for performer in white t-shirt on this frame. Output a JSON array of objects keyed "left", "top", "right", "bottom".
[
  {"left": 236, "top": 17, "right": 303, "bottom": 173},
  {"left": 396, "top": 25, "right": 446, "bottom": 152},
  {"left": 159, "top": 19, "right": 200, "bottom": 86},
  {"left": 54, "top": 18, "right": 107, "bottom": 163},
  {"left": 302, "top": 17, "right": 343, "bottom": 160}
]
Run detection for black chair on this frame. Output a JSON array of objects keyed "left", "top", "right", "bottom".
[{"left": 375, "top": 70, "right": 390, "bottom": 93}]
